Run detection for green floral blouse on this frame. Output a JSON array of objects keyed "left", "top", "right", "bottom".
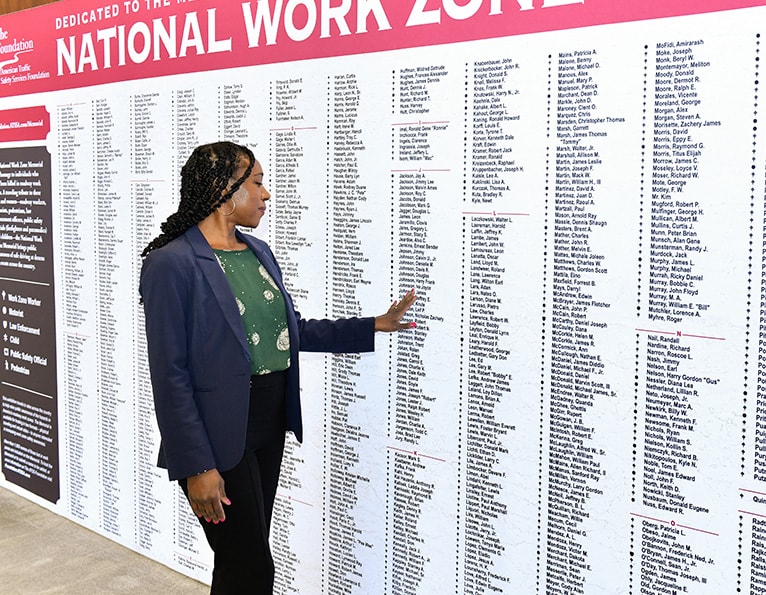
[{"left": 213, "top": 248, "right": 291, "bottom": 376}]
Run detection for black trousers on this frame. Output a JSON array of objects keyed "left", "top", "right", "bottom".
[{"left": 181, "top": 371, "right": 287, "bottom": 595}]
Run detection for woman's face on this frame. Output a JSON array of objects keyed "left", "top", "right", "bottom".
[{"left": 227, "top": 157, "right": 270, "bottom": 228}]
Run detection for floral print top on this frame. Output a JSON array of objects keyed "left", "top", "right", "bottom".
[{"left": 213, "top": 248, "right": 291, "bottom": 375}]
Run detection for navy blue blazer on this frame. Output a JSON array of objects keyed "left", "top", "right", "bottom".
[{"left": 140, "top": 226, "right": 375, "bottom": 480}]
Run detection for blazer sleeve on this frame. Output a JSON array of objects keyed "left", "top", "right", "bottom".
[
  {"left": 297, "top": 315, "right": 376, "bottom": 353},
  {"left": 139, "top": 248, "right": 217, "bottom": 480}
]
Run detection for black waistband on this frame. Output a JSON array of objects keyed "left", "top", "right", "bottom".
[{"left": 249, "top": 369, "right": 287, "bottom": 391}]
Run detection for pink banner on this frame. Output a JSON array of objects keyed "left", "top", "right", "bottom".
[{"left": 0, "top": 0, "right": 761, "bottom": 97}]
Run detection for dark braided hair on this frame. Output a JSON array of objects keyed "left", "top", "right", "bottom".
[{"left": 141, "top": 142, "right": 255, "bottom": 257}]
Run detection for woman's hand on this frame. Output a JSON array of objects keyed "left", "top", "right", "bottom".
[
  {"left": 186, "top": 469, "right": 230, "bottom": 523},
  {"left": 375, "top": 289, "right": 417, "bottom": 332}
]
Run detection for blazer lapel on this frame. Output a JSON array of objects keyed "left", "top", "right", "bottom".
[{"left": 185, "top": 226, "right": 250, "bottom": 361}]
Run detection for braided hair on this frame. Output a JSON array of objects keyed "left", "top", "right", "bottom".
[{"left": 141, "top": 141, "right": 255, "bottom": 257}]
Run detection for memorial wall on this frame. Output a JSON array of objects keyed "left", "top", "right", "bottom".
[{"left": 0, "top": 0, "right": 765, "bottom": 592}]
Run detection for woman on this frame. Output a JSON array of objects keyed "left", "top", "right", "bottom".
[{"left": 139, "top": 141, "right": 416, "bottom": 593}]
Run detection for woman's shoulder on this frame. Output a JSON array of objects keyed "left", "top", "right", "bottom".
[
  {"left": 146, "top": 229, "right": 200, "bottom": 260},
  {"left": 141, "top": 233, "right": 198, "bottom": 280},
  {"left": 238, "top": 231, "right": 275, "bottom": 257},
  {"left": 238, "top": 230, "right": 269, "bottom": 248}
]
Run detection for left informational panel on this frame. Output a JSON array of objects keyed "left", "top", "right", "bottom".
[{"left": 0, "top": 106, "right": 58, "bottom": 503}]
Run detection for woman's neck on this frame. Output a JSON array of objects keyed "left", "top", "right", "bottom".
[{"left": 197, "top": 218, "right": 246, "bottom": 251}]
